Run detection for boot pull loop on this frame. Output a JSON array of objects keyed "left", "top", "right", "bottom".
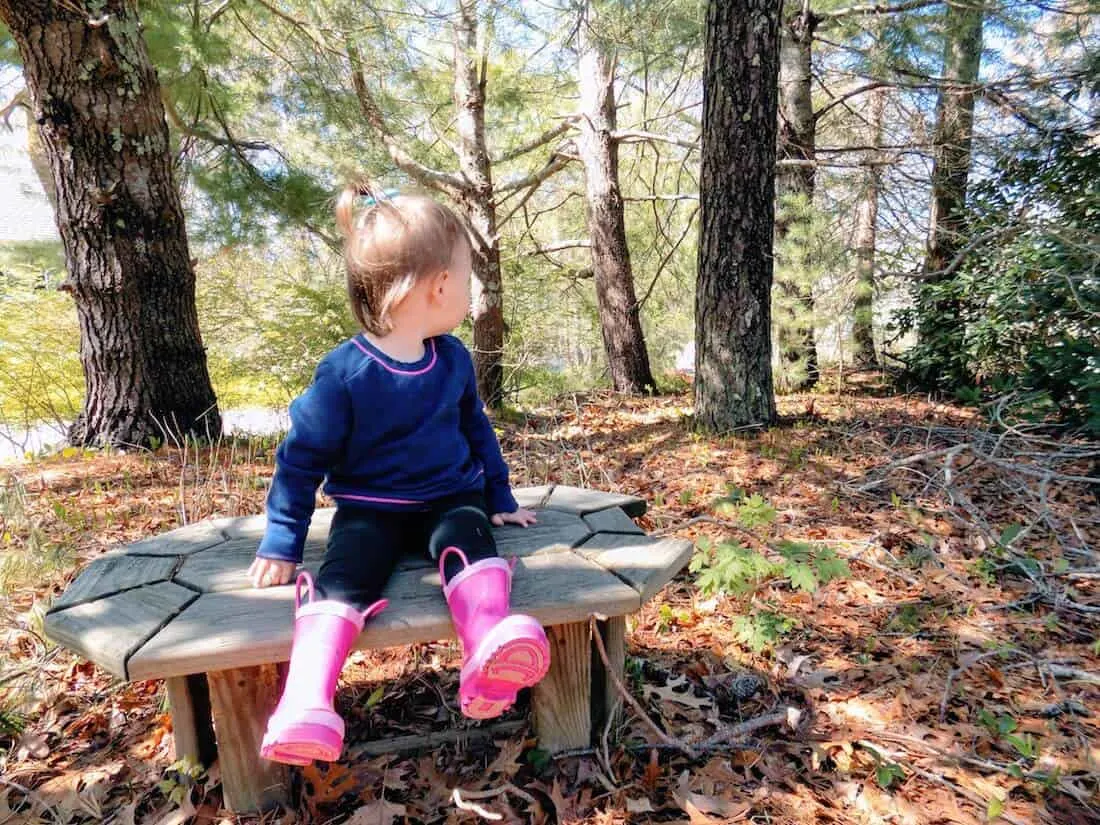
[
  {"left": 438, "top": 546, "right": 469, "bottom": 582},
  {"left": 360, "top": 598, "right": 389, "bottom": 623},
  {"left": 294, "top": 570, "right": 315, "bottom": 611}
]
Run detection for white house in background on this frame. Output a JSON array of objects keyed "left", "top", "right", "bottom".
[{"left": 0, "top": 107, "right": 58, "bottom": 244}]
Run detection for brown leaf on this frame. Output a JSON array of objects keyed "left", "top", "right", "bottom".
[
  {"left": 301, "top": 762, "right": 360, "bottom": 815},
  {"left": 345, "top": 799, "right": 407, "bottom": 825},
  {"left": 673, "top": 771, "right": 751, "bottom": 824}
]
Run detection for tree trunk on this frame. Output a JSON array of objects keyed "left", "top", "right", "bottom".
[
  {"left": 774, "top": 7, "right": 819, "bottom": 389},
  {"left": 577, "top": 3, "right": 658, "bottom": 395},
  {"left": 1, "top": 0, "right": 220, "bottom": 447},
  {"left": 695, "top": 0, "right": 781, "bottom": 432},
  {"left": 851, "top": 86, "right": 886, "bottom": 366},
  {"left": 920, "top": 0, "right": 984, "bottom": 339},
  {"left": 453, "top": 0, "right": 505, "bottom": 408}
]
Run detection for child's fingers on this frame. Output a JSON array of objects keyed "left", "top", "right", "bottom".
[{"left": 490, "top": 513, "right": 505, "bottom": 526}]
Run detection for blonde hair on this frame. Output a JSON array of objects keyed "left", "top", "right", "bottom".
[{"left": 334, "top": 180, "right": 471, "bottom": 336}]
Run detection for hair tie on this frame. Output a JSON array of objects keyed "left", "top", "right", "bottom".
[{"left": 360, "top": 188, "right": 401, "bottom": 206}]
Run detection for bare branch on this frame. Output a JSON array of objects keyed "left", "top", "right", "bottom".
[
  {"left": 162, "top": 91, "right": 273, "bottom": 152},
  {"left": 815, "top": 81, "right": 892, "bottom": 122},
  {"left": 492, "top": 117, "right": 578, "bottom": 164},
  {"left": 347, "top": 43, "right": 466, "bottom": 198},
  {"left": 495, "top": 153, "right": 573, "bottom": 195},
  {"left": 612, "top": 129, "right": 698, "bottom": 151}
]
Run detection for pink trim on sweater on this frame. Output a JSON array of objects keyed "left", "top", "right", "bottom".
[
  {"left": 331, "top": 492, "right": 424, "bottom": 505},
  {"left": 352, "top": 336, "right": 438, "bottom": 375}
]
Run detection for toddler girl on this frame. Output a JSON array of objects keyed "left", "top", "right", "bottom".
[{"left": 247, "top": 183, "right": 551, "bottom": 766}]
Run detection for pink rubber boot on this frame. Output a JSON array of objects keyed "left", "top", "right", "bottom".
[
  {"left": 439, "top": 547, "right": 550, "bottom": 719},
  {"left": 260, "top": 572, "right": 387, "bottom": 765}
]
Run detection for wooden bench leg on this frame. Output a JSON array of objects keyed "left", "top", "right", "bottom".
[
  {"left": 532, "top": 616, "right": 627, "bottom": 753},
  {"left": 165, "top": 674, "right": 217, "bottom": 767},
  {"left": 207, "top": 664, "right": 288, "bottom": 812}
]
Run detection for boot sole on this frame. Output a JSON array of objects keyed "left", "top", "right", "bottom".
[
  {"left": 260, "top": 712, "right": 344, "bottom": 765},
  {"left": 462, "top": 618, "right": 550, "bottom": 719}
]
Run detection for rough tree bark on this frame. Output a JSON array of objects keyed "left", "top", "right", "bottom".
[
  {"left": 851, "top": 86, "right": 886, "bottom": 365},
  {"left": 577, "top": 3, "right": 658, "bottom": 395},
  {"left": 920, "top": 0, "right": 984, "bottom": 341},
  {"left": 775, "top": 4, "right": 819, "bottom": 389},
  {"left": 453, "top": 0, "right": 506, "bottom": 407},
  {"left": 0, "top": 0, "right": 221, "bottom": 447},
  {"left": 695, "top": 0, "right": 782, "bottom": 431}
]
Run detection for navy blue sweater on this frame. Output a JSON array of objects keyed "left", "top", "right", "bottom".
[{"left": 257, "top": 334, "right": 519, "bottom": 563}]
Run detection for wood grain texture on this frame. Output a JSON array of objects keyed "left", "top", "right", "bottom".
[
  {"left": 207, "top": 664, "right": 287, "bottom": 812},
  {"left": 44, "top": 581, "right": 198, "bottom": 678},
  {"left": 545, "top": 485, "right": 647, "bottom": 518},
  {"left": 128, "top": 551, "right": 640, "bottom": 680},
  {"left": 51, "top": 555, "right": 178, "bottom": 611},
  {"left": 175, "top": 537, "right": 326, "bottom": 593},
  {"left": 576, "top": 533, "right": 694, "bottom": 601},
  {"left": 583, "top": 507, "right": 643, "bottom": 535},
  {"left": 532, "top": 622, "right": 592, "bottom": 752},
  {"left": 165, "top": 674, "right": 216, "bottom": 767}
]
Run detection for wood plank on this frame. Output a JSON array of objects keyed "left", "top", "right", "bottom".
[
  {"left": 44, "top": 581, "right": 198, "bottom": 678},
  {"left": 165, "top": 674, "right": 216, "bottom": 767},
  {"left": 51, "top": 555, "right": 178, "bottom": 611},
  {"left": 123, "top": 522, "right": 226, "bottom": 557},
  {"left": 532, "top": 622, "right": 592, "bottom": 752},
  {"left": 494, "top": 509, "right": 591, "bottom": 554},
  {"left": 174, "top": 537, "right": 325, "bottom": 593},
  {"left": 583, "top": 507, "right": 643, "bottom": 535},
  {"left": 576, "top": 533, "right": 694, "bottom": 602},
  {"left": 128, "top": 551, "right": 639, "bottom": 680},
  {"left": 207, "top": 664, "right": 287, "bottom": 812},
  {"left": 592, "top": 616, "right": 626, "bottom": 736},
  {"left": 546, "top": 485, "right": 647, "bottom": 518}
]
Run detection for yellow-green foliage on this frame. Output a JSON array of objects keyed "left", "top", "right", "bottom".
[{"left": 0, "top": 243, "right": 83, "bottom": 428}]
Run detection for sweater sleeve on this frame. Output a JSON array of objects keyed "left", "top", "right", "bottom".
[
  {"left": 456, "top": 343, "right": 519, "bottom": 516},
  {"left": 257, "top": 359, "right": 351, "bottom": 563}
]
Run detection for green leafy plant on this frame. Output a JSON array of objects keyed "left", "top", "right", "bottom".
[
  {"left": 732, "top": 611, "right": 797, "bottom": 653},
  {"left": 875, "top": 761, "right": 906, "bottom": 791}
]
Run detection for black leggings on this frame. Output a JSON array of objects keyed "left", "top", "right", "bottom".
[{"left": 315, "top": 491, "right": 497, "bottom": 611}]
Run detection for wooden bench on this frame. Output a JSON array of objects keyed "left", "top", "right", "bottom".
[{"left": 44, "top": 485, "right": 692, "bottom": 812}]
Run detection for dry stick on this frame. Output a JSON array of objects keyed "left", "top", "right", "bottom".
[
  {"left": 587, "top": 615, "right": 793, "bottom": 758},
  {"left": 587, "top": 615, "right": 695, "bottom": 757}
]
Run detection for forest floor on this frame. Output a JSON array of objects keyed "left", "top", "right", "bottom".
[{"left": 1, "top": 382, "right": 1097, "bottom": 825}]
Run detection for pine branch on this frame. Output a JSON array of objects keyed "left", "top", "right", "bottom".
[
  {"left": 815, "top": 0, "right": 942, "bottom": 23},
  {"left": 347, "top": 43, "right": 466, "bottom": 198}
]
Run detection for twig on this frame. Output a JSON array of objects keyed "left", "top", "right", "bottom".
[
  {"left": 699, "top": 710, "right": 794, "bottom": 749},
  {"left": 588, "top": 615, "right": 696, "bottom": 757}
]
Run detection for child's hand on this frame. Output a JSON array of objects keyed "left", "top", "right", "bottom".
[
  {"left": 248, "top": 557, "right": 297, "bottom": 588},
  {"left": 491, "top": 508, "right": 538, "bottom": 528}
]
